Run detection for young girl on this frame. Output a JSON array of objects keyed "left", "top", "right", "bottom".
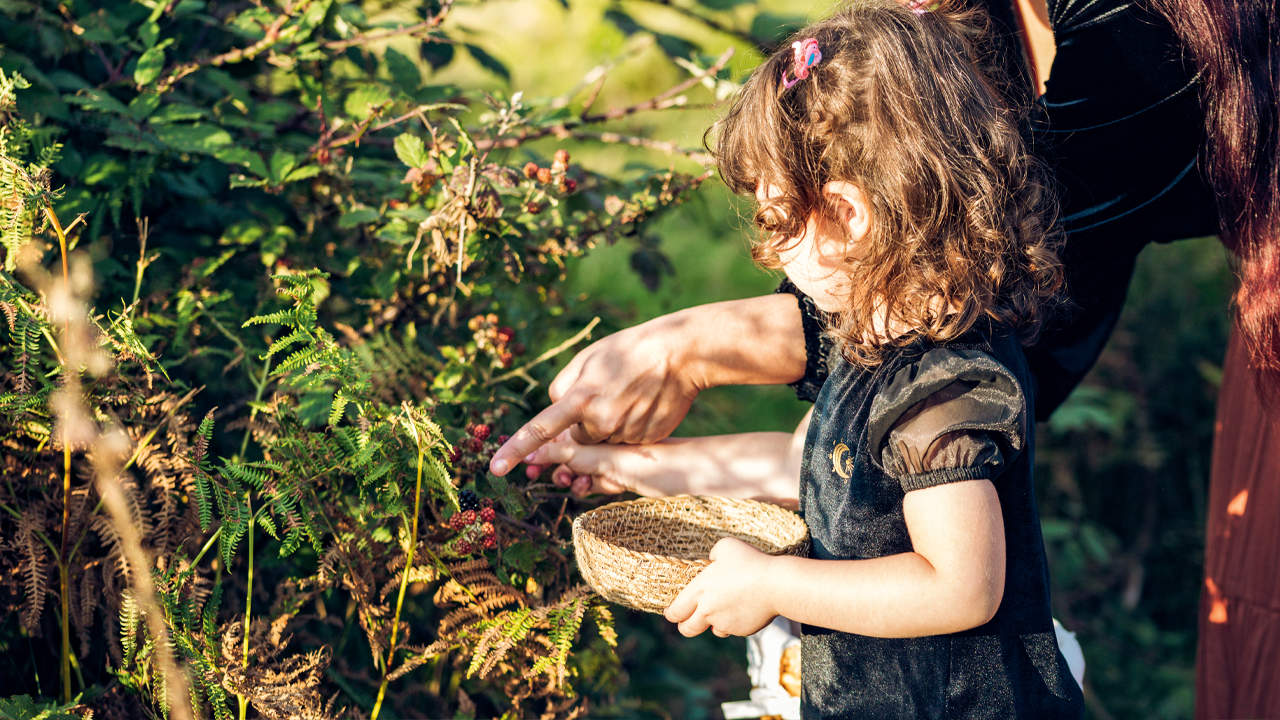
[{"left": 526, "top": 1, "right": 1084, "bottom": 716}]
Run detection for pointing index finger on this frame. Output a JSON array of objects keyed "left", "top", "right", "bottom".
[{"left": 488, "top": 397, "right": 583, "bottom": 476}]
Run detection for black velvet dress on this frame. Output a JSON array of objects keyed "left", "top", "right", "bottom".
[{"left": 798, "top": 323, "right": 1083, "bottom": 718}]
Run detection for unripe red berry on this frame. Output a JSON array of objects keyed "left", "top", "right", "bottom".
[
  {"left": 480, "top": 506, "right": 496, "bottom": 522},
  {"left": 560, "top": 178, "right": 577, "bottom": 193},
  {"left": 499, "top": 351, "right": 513, "bottom": 367},
  {"left": 523, "top": 162, "right": 539, "bottom": 179},
  {"left": 497, "top": 327, "right": 515, "bottom": 343},
  {"left": 449, "top": 513, "right": 465, "bottom": 530},
  {"left": 469, "top": 423, "right": 492, "bottom": 441},
  {"left": 461, "top": 509, "right": 477, "bottom": 525},
  {"left": 467, "top": 437, "right": 484, "bottom": 452},
  {"left": 536, "top": 167, "right": 553, "bottom": 184},
  {"left": 482, "top": 535, "right": 497, "bottom": 549},
  {"left": 554, "top": 149, "right": 570, "bottom": 166},
  {"left": 481, "top": 521, "right": 495, "bottom": 536},
  {"left": 448, "top": 447, "right": 462, "bottom": 464},
  {"left": 525, "top": 201, "right": 543, "bottom": 214},
  {"left": 457, "top": 540, "right": 473, "bottom": 554},
  {"left": 496, "top": 435, "right": 509, "bottom": 444}
]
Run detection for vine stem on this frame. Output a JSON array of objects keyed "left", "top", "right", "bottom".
[{"left": 370, "top": 446, "right": 426, "bottom": 720}]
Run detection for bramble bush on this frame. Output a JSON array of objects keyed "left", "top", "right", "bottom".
[{"left": 0, "top": 1, "right": 734, "bottom": 717}]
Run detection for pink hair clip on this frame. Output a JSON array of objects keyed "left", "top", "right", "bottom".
[
  {"left": 782, "top": 38, "right": 822, "bottom": 89},
  {"left": 904, "top": 0, "right": 941, "bottom": 14}
]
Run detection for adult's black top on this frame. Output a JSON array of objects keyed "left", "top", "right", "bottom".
[{"left": 785, "top": 0, "right": 1220, "bottom": 417}]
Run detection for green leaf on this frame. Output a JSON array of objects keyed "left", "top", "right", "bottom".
[
  {"left": 154, "top": 123, "right": 233, "bottom": 153},
  {"left": 749, "top": 13, "right": 806, "bottom": 44},
  {"left": 339, "top": 207, "right": 380, "bottom": 228},
  {"left": 465, "top": 43, "right": 509, "bottom": 81},
  {"left": 385, "top": 47, "right": 422, "bottom": 90},
  {"left": 421, "top": 41, "right": 456, "bottom": 70},
  {"left": 269, "top": 150, "right": 297, "bottom": 183},
  {"left": 148, "top": 103, "right": 207, "bottom": 124},
  {"left": 343, "top": 85, "right": 391, "bottom": 120},
  {"left": 127, "top": 92, "right": 161, "bottom": 121},
  {"left": 393, "top": 133, "right": 429, "bottom": 169},
  {"left": 64, "top": 88, "right": 128, "bottom": 115},
  {"left": 134, "top": 40, "right": 171, "bottom": 86}
]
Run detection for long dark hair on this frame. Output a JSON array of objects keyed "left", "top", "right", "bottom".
[{"left": 1151, "top": 0, "right": 1280, "bottom": 378}]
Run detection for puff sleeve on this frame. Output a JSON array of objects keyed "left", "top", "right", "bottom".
[
  {"left": 775, "top": 278, "right": 832, "bottom": 403},
  {"left": 867, "top": 347, "right": 1027, "bottom": 493}
]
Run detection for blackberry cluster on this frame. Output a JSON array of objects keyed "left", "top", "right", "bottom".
[{"left": 448, "top": 492, "right": 499, "bottom": 555}]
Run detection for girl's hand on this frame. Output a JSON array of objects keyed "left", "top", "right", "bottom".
[
  {"left": 524, "top": 430, "right": 633, "bottom": 497},
  {"left": 664, "top": 537, "right": 778, "bottom": 638}
]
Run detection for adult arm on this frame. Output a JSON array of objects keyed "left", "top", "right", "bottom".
[{"left": 489, "top": 292, "right": 809, "bottom": 476}]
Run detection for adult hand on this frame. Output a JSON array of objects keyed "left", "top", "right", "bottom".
[
  {"left": 664, "top": 537, "right": 778, "bottom": 638},
  {"left": 488, "top": 313, "right": 700, "bottom": 477}
]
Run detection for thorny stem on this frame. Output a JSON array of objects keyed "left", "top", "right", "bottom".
[
  {"left": 485, "top": 317, "right": 601, "bottom": 387},
  {"left": 370, "top": 446, "right": 426, "bottom": 720}
]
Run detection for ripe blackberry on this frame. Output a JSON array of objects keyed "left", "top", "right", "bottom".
[{"left": 459, "top": 489, "right": 479, "bottom": 511}]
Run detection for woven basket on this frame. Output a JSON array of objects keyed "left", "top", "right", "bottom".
[{"left": 572, "top": 495, "right": 809, "bottom": 614}]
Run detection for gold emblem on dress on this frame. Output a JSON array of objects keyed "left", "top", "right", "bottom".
[{"left": 830, "top": 441, "right": 853, "bottom": 479}]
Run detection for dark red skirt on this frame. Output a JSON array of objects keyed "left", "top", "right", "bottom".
[{"left": 1197, "top": 325, "right": 1280, "bottom": 719}]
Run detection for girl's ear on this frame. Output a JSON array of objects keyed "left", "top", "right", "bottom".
[{"left": 822, "top": 180, "right": 873, "bottom": 245}]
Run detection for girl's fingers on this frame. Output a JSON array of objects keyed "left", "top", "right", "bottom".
[
  {"left": 664, "top": 585, "right": 698, "bottom": 624},
  {"left": 571, "top": 475, "right": 592, "bottom": 496},
  {"left": 677, "top": 613, "right": 711, "bottom": 638},
  {"left": 525, "top": 463, "right": 544, "bottom": 480},
  {"left": 552, "top": 466, "right": 575, "bottom": 488}
]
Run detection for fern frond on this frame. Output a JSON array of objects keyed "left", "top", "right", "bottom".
[{"left": 120, "top": 589, "right": 141, "bottom": 666}]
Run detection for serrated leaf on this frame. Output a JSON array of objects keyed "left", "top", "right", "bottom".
[{"left": 394, "top": 133, "right": 429, "bottom": 168}]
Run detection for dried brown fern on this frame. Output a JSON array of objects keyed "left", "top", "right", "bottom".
[{"left": 217, "top": 620, "right": 338, "bottom": 720}]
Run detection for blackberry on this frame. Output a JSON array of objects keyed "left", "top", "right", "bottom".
[{"left": 459, "top": 489, "right": 479, "bottom": 511}]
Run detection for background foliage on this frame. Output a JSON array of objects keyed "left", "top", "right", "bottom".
[{"left": 0, "top": 0, "right": 1230, "bottom": 718}]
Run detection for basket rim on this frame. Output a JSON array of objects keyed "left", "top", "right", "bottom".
[{"left": 572, "top": 494, "right": 808, "bottom": 563}]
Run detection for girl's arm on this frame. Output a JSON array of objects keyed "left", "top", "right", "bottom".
[
  {"left": 665, "top": 478, "right": 1006, "bottom": 638},
  {"left": 526, "top": 410, "right": 813, "bottom": 507}
]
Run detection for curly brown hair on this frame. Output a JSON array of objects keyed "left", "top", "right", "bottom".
[{"left": 709, "top": 0, "right": 1063, "bottom": 367}]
